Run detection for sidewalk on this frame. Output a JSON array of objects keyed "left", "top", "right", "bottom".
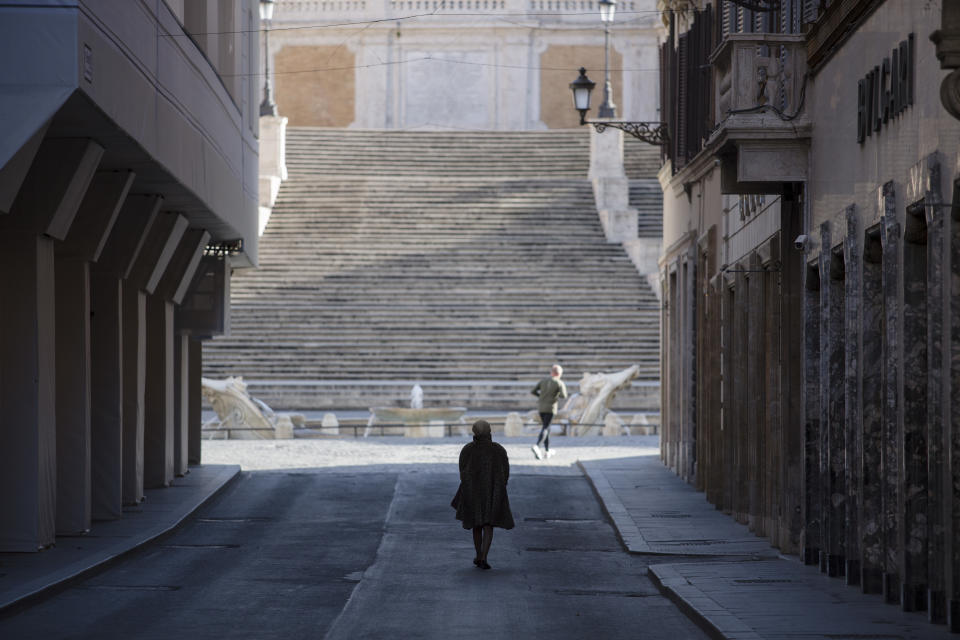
[
  {"left": 0, "top": 464, "right": 239, "bottom": 615},
  {"left": 580, "top": 454, "right": 954, "bottom": 640}
]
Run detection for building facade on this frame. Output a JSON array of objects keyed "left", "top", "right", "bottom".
[
  {"left": 659, "top": 0, "right": 960, "bottom": 630},
  {"left": 266, "top": 0, "right": 662, "bottom": 130},
  {"left": 0, "top": 0, "right": 259, "bottom": 552}
]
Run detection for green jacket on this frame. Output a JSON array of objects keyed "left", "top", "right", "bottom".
[{"left": 532, "top": 376, "right": 568, "bottom": 414}]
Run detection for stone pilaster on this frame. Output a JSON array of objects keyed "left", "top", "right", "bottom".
[
  {"left": 54, "top": 170, "right": 133, "bottom": 532},
  {"left": 121, "top": 281, "right": 146, "bottom": 505},
  {"left": 722, "top": 276, "right": 735, "bottom": 515},
  {"left": 172, "top": 334, "right": 190, "bottom": 477},
  {"left": 802, "top": 261, "right": 822, "bottom": 565},
  {"left": 747, "top": 253, "right": 765, "bottom": 534},
  {"left": 763, "top": 241, "right": 782, "bottom": 544},
  {"left": 843, "top": 205, "right": 862, "bottom": 585},
  {"left": 781, "top": 191, "right": 804, "bottom": 554},
  {"left": 902, "top": 200, "right": 929, "bottom": 612},
  {"left": 925, "top": 176, "right": 947, "bottom": 623},
  {"left": 681, "top": 248, "right": 697, "bottom": 483},
  {"left": 949, "top": 184, "right": 960, "bottom": 632},
  {"left": 54, "top": 256, "right": 91, "bottom": 535},
  {"left": 860, "top": 223, "right": 885, "bottom": 594},
  {"left": 820, "top": 221, "right": 846, "bottom": 577},
  {"left": 187, "top": 337, "right": 203, "bottom": 466},
  {"left": 90, "top": 271, "right": 124, "bottom": 520},
  {"left": 880, "top": 184, "right": 902, "bottom": 604},
  {"left": 144, "top": 295, "right": 175, "bottom": 489},
  {"left": 95, "top": 194, "right": 162, "bottom": 508},
  {"left": 0, "top": 234, "right": 57, "bottom": 551},
  {"left": 735, "top": 267, "right": 749, "bottom": 523}
]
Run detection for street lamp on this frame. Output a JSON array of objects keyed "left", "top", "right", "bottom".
[
  {"left": 569, "top": 67, "right": 667, "bottom": 146},
  {"left": 259, "top": 0, "right": 278, "bottom": 117},
  {"left": 570, "top": 68, "right": 596, "bottom": 125},
  {"left": 597, "top": 0, "right": 617, "bottom": 118}
]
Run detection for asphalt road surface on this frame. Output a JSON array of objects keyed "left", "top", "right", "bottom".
[{"left": 0, "top": 464, "right": 708, "bottom": 639}]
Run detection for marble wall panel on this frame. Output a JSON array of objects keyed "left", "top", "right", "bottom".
[
  {"left": 861, "top": 224, "right": 885, "bottom": 593},
  {"left": 843, "top": 205, "right": 862, "bottom": 586},
  {"left": 803, "top": 262, "right": 822, "bottom": 565},
  {"left": 924, "top": 170, "right": 947, "bottom": 623},
  {"left": 880, "top": 186, "right": 902, "bottom": 603},
  {"left": 902, "top": 202, "right": 929, "bottom": 611},
  {"left": 949, "top": 183, "right": 960, "bottom": 631}
]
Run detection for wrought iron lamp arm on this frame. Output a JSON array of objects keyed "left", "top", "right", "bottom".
[{"left": 586, "top": 120, "right": 668, "bottom": 146}]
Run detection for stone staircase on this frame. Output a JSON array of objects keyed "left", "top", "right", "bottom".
[{"left": 204, "top": 128, "right": 662, "bottom": 412}]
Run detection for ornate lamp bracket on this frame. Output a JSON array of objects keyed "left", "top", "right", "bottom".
[{"left": 588, "top": 120, "right": 668, "bottom": 146}]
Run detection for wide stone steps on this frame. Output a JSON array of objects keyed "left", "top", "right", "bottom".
[
  {"left": 204, "top": 128, "right": 661, "bottom": 411},
  {"left": 283, "top": 128, "right": 662, "bottom": 178}
]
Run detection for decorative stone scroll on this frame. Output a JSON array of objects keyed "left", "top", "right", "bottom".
[
  {"left": 201, "top": 377, "right": 293, "bottom": 440},
  {"left": 556, "top": 364, "right": 641, "bottom": 436}
]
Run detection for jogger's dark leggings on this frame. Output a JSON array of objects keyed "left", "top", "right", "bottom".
[{"left": 536, "top": 412, "right": 554, "bottom": 450}]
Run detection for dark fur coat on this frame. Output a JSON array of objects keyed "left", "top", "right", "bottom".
[{"left": 451, "top": 434, "right": 515, "bottom": 530}]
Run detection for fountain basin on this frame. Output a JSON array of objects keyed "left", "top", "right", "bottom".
[{"left": 367, "top": 407, "right": 467, "bottom": 437}]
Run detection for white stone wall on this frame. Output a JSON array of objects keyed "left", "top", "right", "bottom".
[{"left": 268, "top": 0, "right": 662, "bottom": 129}]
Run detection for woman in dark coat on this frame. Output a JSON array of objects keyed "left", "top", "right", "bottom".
[{"left": 451, "top": 419, "right": 514, "bottom": 570}]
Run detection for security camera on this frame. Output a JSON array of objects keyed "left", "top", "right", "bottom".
[{"left": 794, "top": 234, "right": 809, "bottom": 251}]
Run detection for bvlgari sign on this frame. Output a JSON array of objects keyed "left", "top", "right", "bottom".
[{"left": 857, "top": 34, "right": 914, "bottom": 144}]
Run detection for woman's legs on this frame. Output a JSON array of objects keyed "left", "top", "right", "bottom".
[
  {"left": 479, "top": 525, "right": 494, "bottom": 569},
  {"left": 472, "top": 526, "right": 483, "bottom": 564}
]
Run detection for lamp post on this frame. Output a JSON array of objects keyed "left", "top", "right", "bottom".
[
  {"left": 570, "top": 67, "right": 667, "bottom": 146},
  {"left": 597, "top": 0, "right": 617, "bottom": 118},
  {"left": 259, "top": 0, "right": 278, "bottom": 117}
]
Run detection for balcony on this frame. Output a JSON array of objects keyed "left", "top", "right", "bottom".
[{"left": 708, "top": 34, "right": 811, "bottom": 194}]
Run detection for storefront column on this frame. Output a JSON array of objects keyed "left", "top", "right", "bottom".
[
  {"left": 53, "top": 256, "right": 91, "bottom": 535},
  {"left": 681, "top": 249, "right": 697, "bottom": 483},
  {"left": 722, "top": 279, "right": 735, "bottom": 514},
  {"left": 861, "top": 224, "right": 885, "bottom": 594},
  {"left": 949, "top": 183, "right": 960, "bottom": 632},
  {"left": 734, "top": 268, "right": 749, "bottom": 524},
  {"left": 0, "top": 234, "right": 57, "bottom": 551},
  {"left": 881, "top": 188, "right": 902, "bottom": 604},
  {"left": 902, "top": 200, "right": 929, "bottom": 612},
  {"left": 172, "top": 334, "right": 190, "bottom": 477},
  {"left": 762, "top": 239, "right": 782, "bottom": 546},
  {"left": 746, "top": 253, "right": 764, "bottom": 534},
  {"left": 154, "top": 229, "right": 209, "bottom": 478},
  {"left": 187, "top": 338, "right": 204, "bottom": 465},
  {"left": 0, "top": 138, "right": 102, "bottom": 551},
  {"left": 53, "top": 170, "right": 134, "bottom": 534},
  {"left": 843, "top": 205, "right": 862, "bottom": 586},
  {"left": 781, "top": 191, "right": 804, "bottom": 554},
  {"left": 802, "top": 262, "right": 822, "bottom": 566},
  {"left": 90, "top": 271, "right": 124, "bottom": 520},
  {"left": 121, "top": 281, "right": 146, "bottom": 504},
  {"left": 925, "top": 182, "right": 947, "bottom": 623},
  {"left": 134, "top": 212, "right": 187, "bottom": 489},
  {"left": 819, "top": 221, "right": 846, "bottom": 577},
  {"left": 94, "top": 194, "right": 162, "bottom": 507},
  {"left": 144, "top": 295, "right": 175, "bottom": 488}
]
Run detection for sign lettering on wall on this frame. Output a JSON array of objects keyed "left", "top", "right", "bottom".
[{"left": 857, "top": 33, "right": 914, "bottom": 144}]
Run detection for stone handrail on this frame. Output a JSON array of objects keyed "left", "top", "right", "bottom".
[{"left": 710, "top": 34, "right": 807, "bottom": 125}]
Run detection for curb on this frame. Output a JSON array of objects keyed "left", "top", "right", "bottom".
[
  {"left": 578, "top": 459, "right": 653, "bottom": 553},
  {"left": 647, "top": 564, "right": 762, "bottom": 640},
  {"left": 0, "top": 465, "right": 241, "bottom": 617}
]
